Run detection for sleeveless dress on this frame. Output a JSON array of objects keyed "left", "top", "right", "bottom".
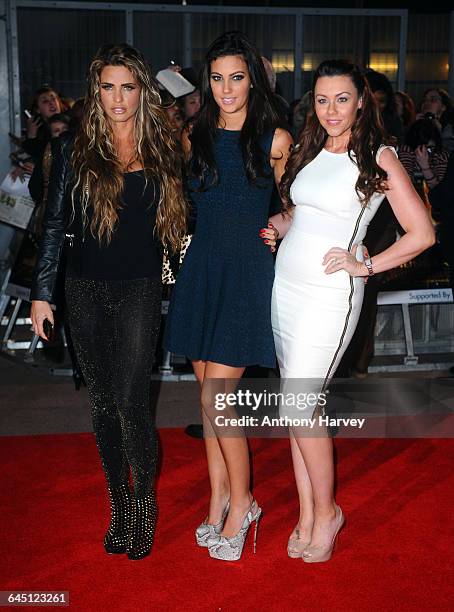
[
  {"left": 271, "top": 145, "right": 396, "bottom": 404},
  {"left": 164, "top": 128, "right": 276, "bottom": 368}
]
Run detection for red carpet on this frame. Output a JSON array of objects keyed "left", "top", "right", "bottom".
[{"left": 1, "top": 431, "right": 453, "bottom": 611}]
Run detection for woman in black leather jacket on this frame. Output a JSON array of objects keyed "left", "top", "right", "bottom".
[{"left": 30, "top": 43, "right": 187, "bottom": 560}]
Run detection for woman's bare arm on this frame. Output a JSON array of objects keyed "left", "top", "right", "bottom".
[
  {"left": 367, "top": 148, "right": 435, "bottom": 273},
  {"left": 261, "top": 128, "right": 294, "bottom": 247},
  {"left": 324, "top": 148, "right": 435, "bottom": 277}
]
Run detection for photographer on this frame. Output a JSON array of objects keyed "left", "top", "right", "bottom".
[{"left": 418, "top": 88, "right": 454, "bottom": 153}]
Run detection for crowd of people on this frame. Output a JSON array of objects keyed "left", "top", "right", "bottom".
[
  {"left": 7, "top": 53, "right": 454, "bottom": 302},
  {"left": 0, "top": 32, "right": 444, "bottom": 565}
]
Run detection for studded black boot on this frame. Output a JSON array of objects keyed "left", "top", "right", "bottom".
[
  {"left": 104, "top": 483, "right": 132, "bottom": 554},
  {"left": 127, "top": 490, "right": 158, "bottom": 560}
]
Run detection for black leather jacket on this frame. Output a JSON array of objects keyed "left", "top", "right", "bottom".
[
  {"left": 31, "top": 131, "right": 193, "bottom": 302},
  {"left": 30, "top": 131, "right": 82, "bottom": 302}
]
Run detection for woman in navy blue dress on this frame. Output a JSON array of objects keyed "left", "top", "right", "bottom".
[{"left": 165, "top": 32, "right": 292, "bottom": 561}]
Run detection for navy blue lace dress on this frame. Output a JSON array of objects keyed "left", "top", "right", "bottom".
[{"left": 164, "top": 128, "right": 276, "bottom": 368}]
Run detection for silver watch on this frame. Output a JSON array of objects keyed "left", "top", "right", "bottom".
[{"left": 364, "top": 257, "right": 374, "bottom": 276}]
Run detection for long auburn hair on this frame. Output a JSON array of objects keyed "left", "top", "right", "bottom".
[
  {"left": 280, "top": 59, "right": 393, "bottom": 210},
  {"left": 189, "top": 31, "right": 281, "bottom": 191},
  {"left": 71, "top": 43, "right": 187, "bottom": 251}
]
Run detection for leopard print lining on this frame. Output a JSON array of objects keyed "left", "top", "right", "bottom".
[{"left": 162, "top": 234, "right": 192, "bottom": 285}]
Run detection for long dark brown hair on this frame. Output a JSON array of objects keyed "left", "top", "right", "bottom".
[
  {"left": 189, "top": 31, "right": 282, "bottom": 191},
  {"left": 71, "top": 43, "right": 187, "bottom": 251},
  {"left": 280, "top": 59, "right": 394, "bottom": 210}
]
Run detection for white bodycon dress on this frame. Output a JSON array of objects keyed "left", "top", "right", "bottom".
[{"left": 271, "top": 145, "right": 396, "bottom": 409}]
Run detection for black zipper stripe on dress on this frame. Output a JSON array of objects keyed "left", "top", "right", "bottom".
[{"left": 320, "top": 204, "right": 367, "bottom": 394}]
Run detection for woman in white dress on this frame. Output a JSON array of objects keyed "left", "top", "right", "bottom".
[{"left": 267, "top": 60, "right": 434, "bottom": 563}]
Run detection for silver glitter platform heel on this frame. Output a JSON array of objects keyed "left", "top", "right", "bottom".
[
  {"left": 195, "top": 501, "right": 230, "bottom": 547},
  {"left": 207, "top": 499, "right": 262, "bottom": 561},
  {"left": 104, "top": 483, "right": 132, "bottom": 555},
  {"left": 127, "top": 490, "right": 158, "bottom": 560}
]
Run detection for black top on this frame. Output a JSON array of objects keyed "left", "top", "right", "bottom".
[{"left": 75, "top": 170, "right": 162, "bottom": 281}]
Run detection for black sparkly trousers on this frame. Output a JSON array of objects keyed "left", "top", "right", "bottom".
[{"left": 65, "top": 277, "right": 162, "bottom": 497}]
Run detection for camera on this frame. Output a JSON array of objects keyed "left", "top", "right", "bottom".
[{"left": 424, "top": 112, "right": 435, "bottom": 121}]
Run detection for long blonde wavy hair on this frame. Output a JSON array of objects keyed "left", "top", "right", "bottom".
[{"left": 71, "top": 43, "right": 187, "bottom": 251}]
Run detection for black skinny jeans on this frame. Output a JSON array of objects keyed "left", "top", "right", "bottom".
[{"left": 65, "top": 277, "right": 162, "bottom": 497}]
